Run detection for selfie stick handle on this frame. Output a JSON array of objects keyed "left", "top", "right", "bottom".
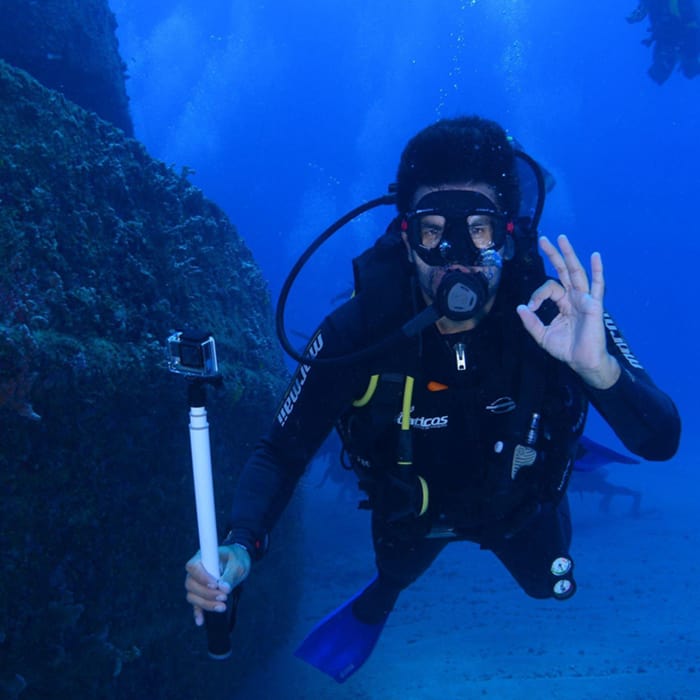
[{"left": 188, "top": 381, "right": 232, "bottom": 660}]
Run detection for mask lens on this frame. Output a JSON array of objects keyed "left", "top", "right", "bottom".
[
  {"left": 466, "top": 214, "right": 496, "bottom": 250},
  {"left": 418, "top": 214, "right": 446, "bottom": 250}
]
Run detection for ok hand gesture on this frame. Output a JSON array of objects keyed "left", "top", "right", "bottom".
[{"left": 516, "top": 234, "right": 621, "bottom": 390}]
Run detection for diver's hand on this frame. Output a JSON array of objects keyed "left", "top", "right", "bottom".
[
  {"left": 185, "top": 545, "right": 251, "bottom": 626},
  {"left": 516, "top": 234, "right": 621, "bottom": 389}
]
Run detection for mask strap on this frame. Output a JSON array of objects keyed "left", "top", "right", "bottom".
[{"left": 503, "top": 235, "right": 515, "bottom": 261}]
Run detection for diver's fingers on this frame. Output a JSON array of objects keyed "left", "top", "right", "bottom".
[
  {"left": 539, "top": 236, "right": 572, "bottom": 289},
  {"left": 556, "top": 235, "right": 590, "bottom": 292},
  {"left": 589, "top": 251, "right": 605, "bottom": 302},
  {"left": 186, "top": 586, "right": 228, "bottom": 614},
  {"left": 185, "top": 556, "right": 228, "bottom": 616},
  {"left": 193, "top": 604, "right": 204, "bottom": 627},
  {"left": 185, "top": 568, "right": 229, "bottom": 616},
  {"left": 525, "top": 278, "right": 566, "bottom": 312},
  {"left": 516, "top": 304, "right": 546, "bottom": 346},
  {"left": 185, "top": 571, "right": 218, "bottom": 599},
  {"left": 185, "top": 554, "right": 218, "bottom": 587}
]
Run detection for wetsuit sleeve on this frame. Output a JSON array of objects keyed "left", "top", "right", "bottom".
[
  {"left": 583, "top": 312, "right": 680, "bottom": 461},
  {"left": 224, "top": 298, "right": 370, "bottom": 556}
]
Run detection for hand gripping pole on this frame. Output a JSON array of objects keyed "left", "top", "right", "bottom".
[{"left": 188, "top": 381, "right": 232, "bottom": 660}]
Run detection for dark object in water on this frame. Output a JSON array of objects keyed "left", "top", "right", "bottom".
[{"left": 571, "top": 436, "right": 642, "bottom": 516}]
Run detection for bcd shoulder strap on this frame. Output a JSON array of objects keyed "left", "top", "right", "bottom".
[{"left": 351, "top": 219, "right": 414, "bottom": 340}]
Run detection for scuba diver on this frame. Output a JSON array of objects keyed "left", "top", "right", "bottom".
[
  {"left": 184, "top": 115, "right": 681, "bottom": 682},
  {"left": 627, "top": 0, "right": 700, "bottom": 83}
]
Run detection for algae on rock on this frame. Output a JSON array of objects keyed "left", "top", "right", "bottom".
[{"left": 0, "top": 59, "right": 299, "bottom": 699}]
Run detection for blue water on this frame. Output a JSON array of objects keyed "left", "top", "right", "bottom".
[{"left": 110, "top": 1, "right": 699, "bottom": 697}]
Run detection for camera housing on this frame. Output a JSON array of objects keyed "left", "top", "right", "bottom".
[{"left": 167, "top": 330, "right": 219, "bottom": 378}]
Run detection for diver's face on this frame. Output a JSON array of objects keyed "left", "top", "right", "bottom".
[{"left": 401, "top": 182, "right": 504, "bottom": 331}]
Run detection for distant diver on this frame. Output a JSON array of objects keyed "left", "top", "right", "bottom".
[
  {"left": 569, "top": 436, "right": 643, "bottom": 516},
  {"left": 628, "top": 0, "right": 700, "bottom": 83}
]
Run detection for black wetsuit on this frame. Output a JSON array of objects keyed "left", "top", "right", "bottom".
[{"left": 226, "top": 265, "right": 680, "bottom": 602}]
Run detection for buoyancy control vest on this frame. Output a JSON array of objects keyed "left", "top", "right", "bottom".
[{"left": 336, "top": 222, "right": 587, "bottom": 537}]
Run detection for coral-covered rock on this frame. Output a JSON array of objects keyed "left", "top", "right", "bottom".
[
  {"left": 0, "top": 59, "right": 298, "bottom": 699},
  {"left": 0, "top": 0, "right": 133, "bottom": 134}
]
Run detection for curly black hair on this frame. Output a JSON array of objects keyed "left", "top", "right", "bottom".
[{"left": 395, "top": 115, "right": 521, "bottom": 216}]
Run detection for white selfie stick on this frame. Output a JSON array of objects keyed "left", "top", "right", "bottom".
[
  {"left": 187, "top": 382, "right": 232, "bottom": 660},
  {"left": 189, "top": 404, "right": 220, "bottom": 579}
]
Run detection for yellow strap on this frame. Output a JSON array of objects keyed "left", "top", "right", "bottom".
[
  {"left": 402, "top": 376, "right": 429, "bottom": 515},
  {"left": 352, "top": 374, "right": 379, "bottom": 407},
  {"left": 417, "top": 476, "right": 429, "bottom": 516},
  {"left": 670, "top": 0, "right": 680, "bottom": 17},
  {"left": 354, "top": 372, "right": 428, "bottom": 515},
  {"left": 400, "top": 375, "right": 415, "bottom": 431}
]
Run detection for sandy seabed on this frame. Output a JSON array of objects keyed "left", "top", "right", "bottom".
[{"left": 234, "top": 453, "right": 699, "bottom": 700}]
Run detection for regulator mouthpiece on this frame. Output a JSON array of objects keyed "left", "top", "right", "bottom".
[{"left": 435, "top": 269, "right": 490, "bottom": 321}]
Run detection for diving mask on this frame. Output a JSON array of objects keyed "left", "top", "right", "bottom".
[{"left": 403, "top": 190, "right": 512, "bottom": 268}]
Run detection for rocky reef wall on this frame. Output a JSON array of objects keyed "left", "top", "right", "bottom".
[
  {"left": 0, "top": 59, "right": 298, "bottom": 699},
  {"left": 0, "top": 0, "right": 133, "bottom": 134}
]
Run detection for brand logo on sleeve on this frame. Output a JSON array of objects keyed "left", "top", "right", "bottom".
[
  {"left": 276, "top": 333, "right": 324, "bottom": 427},
  {"left": 603, "top": 313, "right": 643, "bottom": 369}
]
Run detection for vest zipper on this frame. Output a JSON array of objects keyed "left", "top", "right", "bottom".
[{"left": 454, "top": 342, "right": 467, "bottom": 371}]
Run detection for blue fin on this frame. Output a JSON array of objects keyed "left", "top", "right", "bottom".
[
  {"left": 294, "top": 580, "right": 390, "bottom": 683},
  {"left": 574, "top": 436, "right": 640, "bottom": 472}
]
